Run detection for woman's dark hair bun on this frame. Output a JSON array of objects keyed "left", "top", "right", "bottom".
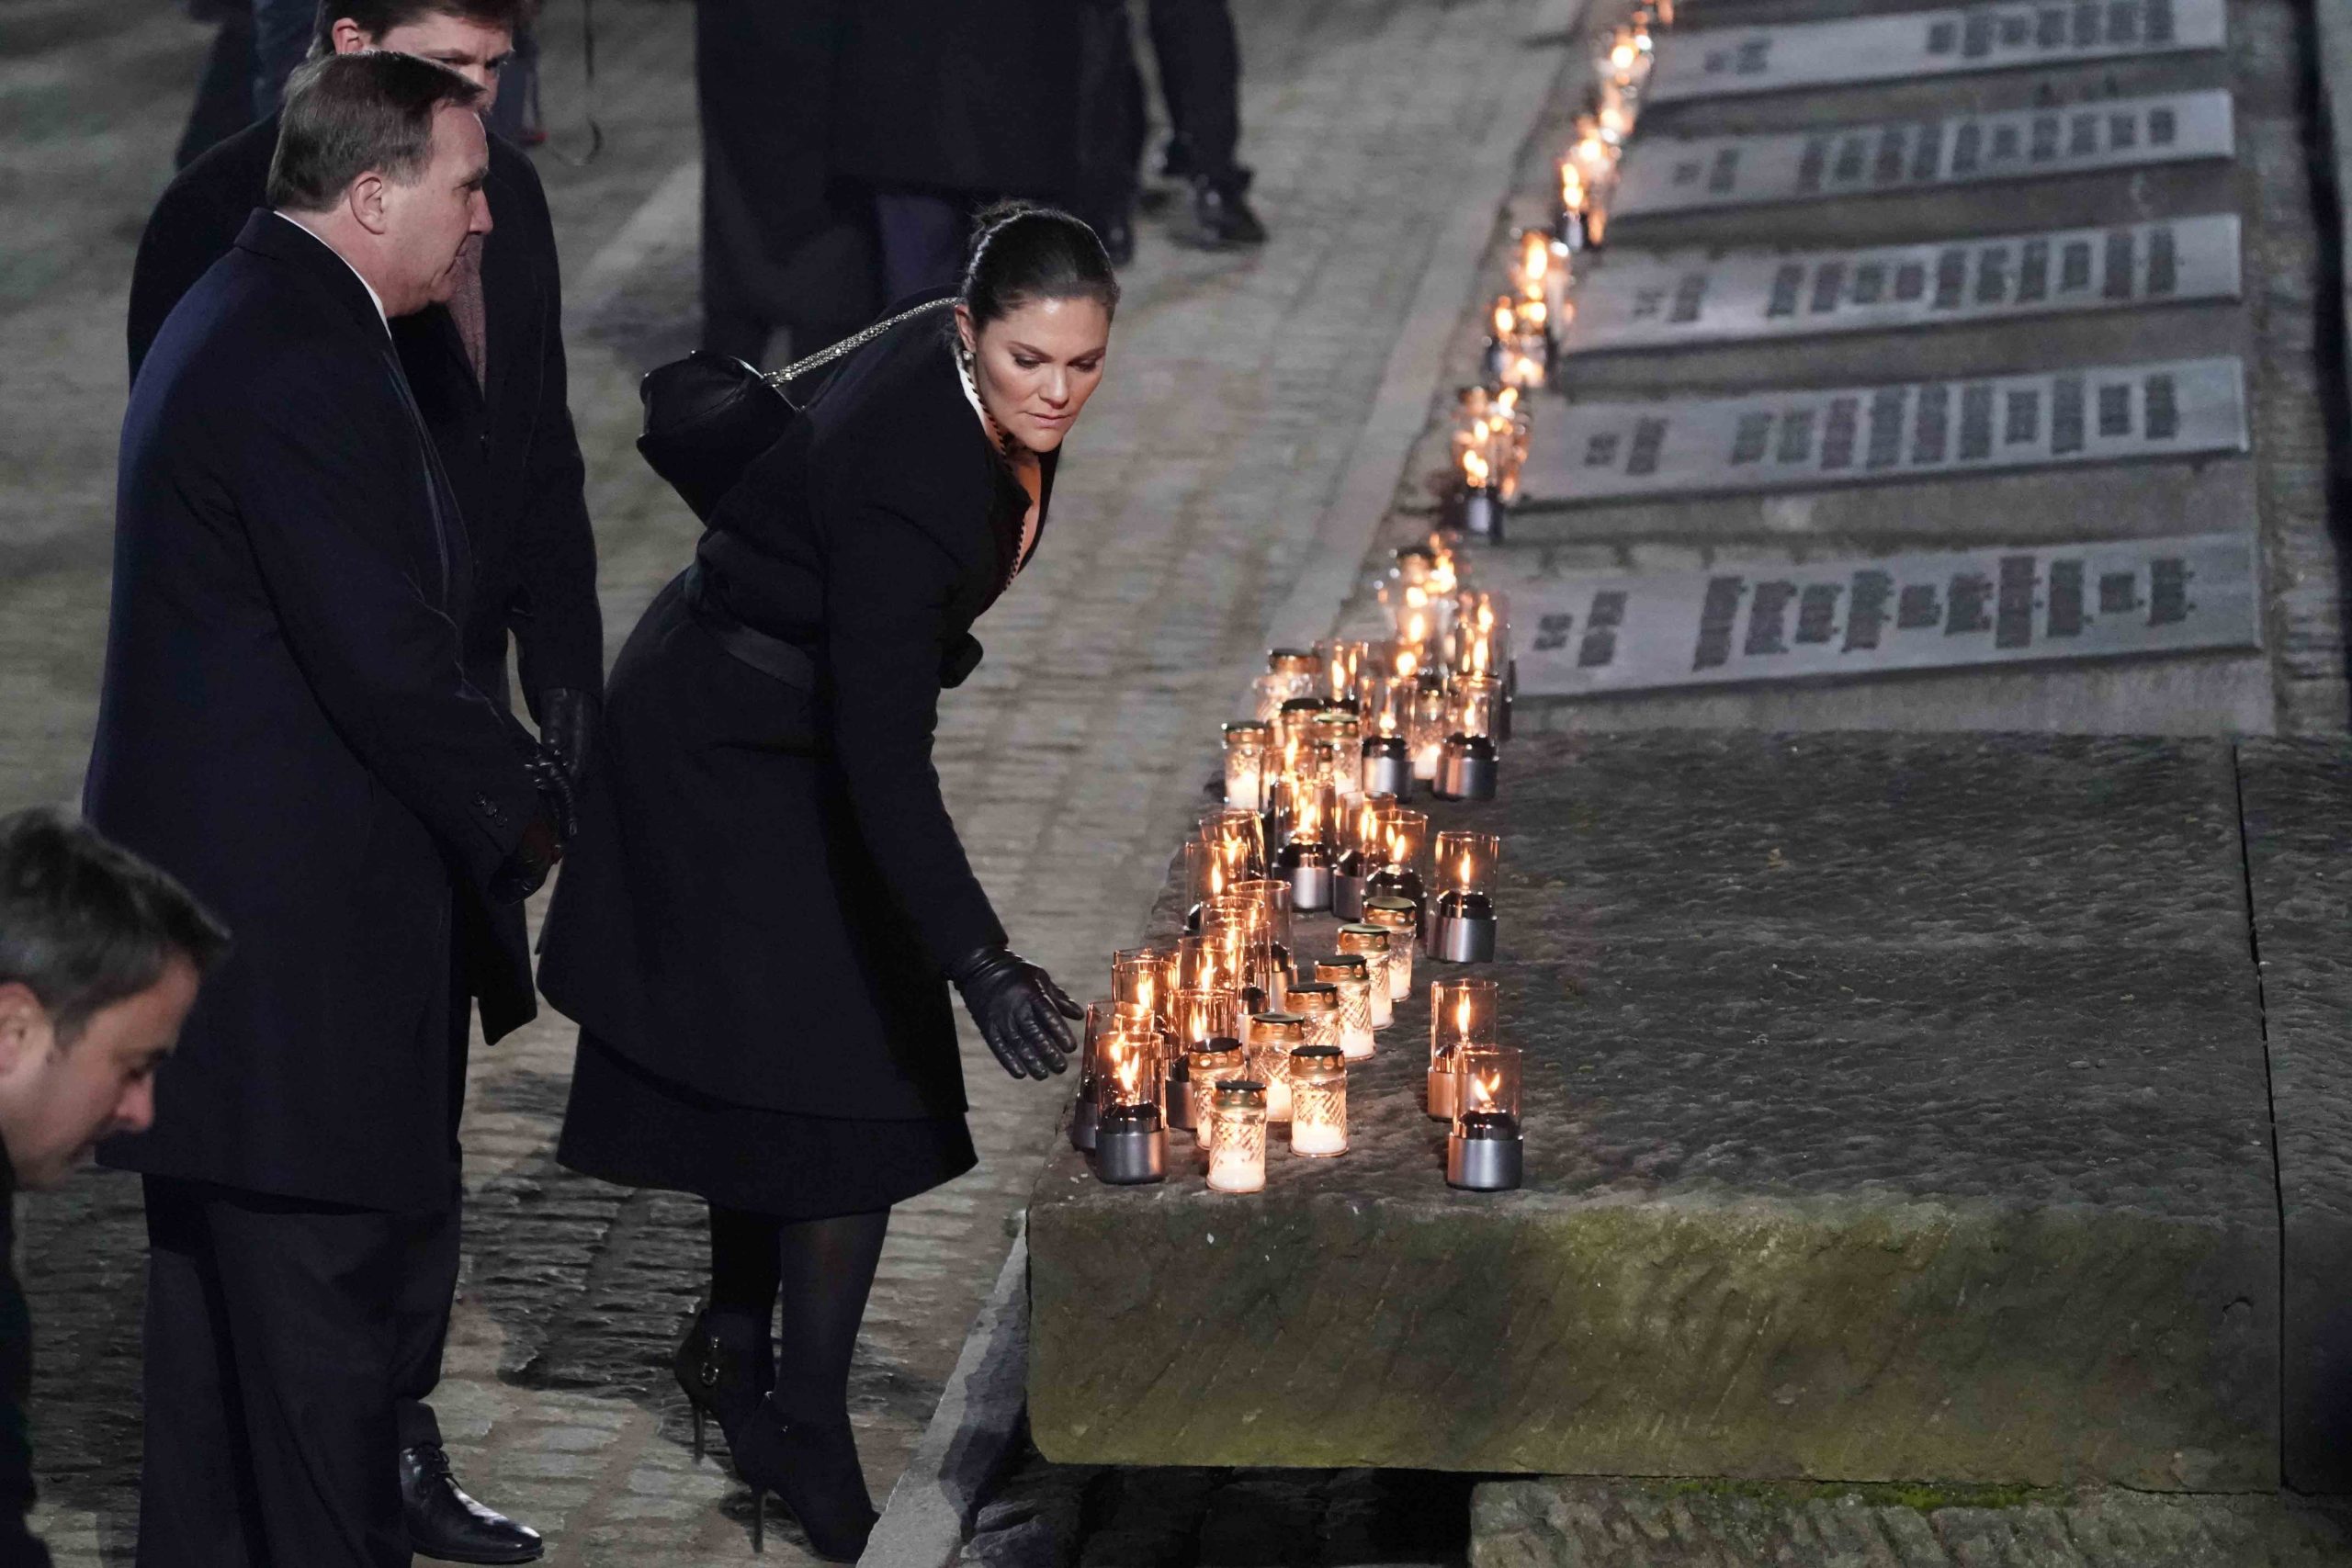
[{"left": 960, "top": 202, "right": 1122, "bottom": 329}]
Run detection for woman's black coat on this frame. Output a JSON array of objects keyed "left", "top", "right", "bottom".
[{"left": 537, "top": 303, "right": 1049, "bottom": 1119}]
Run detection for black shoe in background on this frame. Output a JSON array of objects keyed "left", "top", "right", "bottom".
[
  {"left": 401, "top": 1445, "right": 545, "bottom": 1565},
  {"left": 1176, "top": 178, "right": 1268, "bottom": 250}
]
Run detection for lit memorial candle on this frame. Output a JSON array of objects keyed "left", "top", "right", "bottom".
[
  {"left": 1222, "top": 720, "right": 1271, "bottom": 811},
  {"left": 1274, "top": 778, "right": 1337, "bottom": 914},
  {"left": 1205, "top": 1079, "right": 1269, "bottom": 1193},
  {"left": 1332, "top": 793, "right": 1389, "bottom": 920},
  {"left": 1314, "top": 709, "right": 1363, "bottom": 801},
  {"left": 1408, "top": 680, "right": 1449, "bottom": 784},
  {"left": 1266, "top": 647, "right": 1322, "bottom": 703},
  {"left": 1434, "top": 678, "right": 1503, "bottom": 803},
  {"left": 1446, "top": 1045, "right": 1524, "bottom": 1192},
  {"left": 1248, "top": 1012, "right": 1304, "bottom": 1122},
  {"left": 1234, "top": 877, "right": 1298, "bottom": 998},
  {"left": 1429, "top": 977, "right": 1498, "bottom": 1122},
  {"left": 1313, "top": 956, "right": 1377, "bottom": 1060},
  {"left": 1072, "top": 998, "right": 1120, "bottom": 1151},
  {"left": 1430, "top": 832, "right": 1500, "bottom": 964},
  {"left": 1284, "top": 982, "right": 1341, "bottom": 1057},
  {"left": 1365, "top": 806, "right": 1429, "bottom": 929},
  {"left": 1185, "top": 1038, "right": 1245, "bottom": 1145},
  {"left": 1168, "top": 987, "right": 1241, "bottom": 1133},
  {"left": 1286, "top": 1044, "right": 1349, "bottom": 1156},
  {"left": 1356, "top": 677, "right": 1414, "bottom": 800},
  {"left": 1091, "top": 1033, "right": 1167, "bottom": 1186},
  {"left": 1334, "top": 923, "right": 1396, "bottom": 1028},
  {"left": 1363, "top": 897, "right": 1419, "bottom": 1002}
]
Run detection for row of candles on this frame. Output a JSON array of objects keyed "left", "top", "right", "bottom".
[
  {"left": 1461, "top": 0, "right": 1677, "bottom": 536},
  {"left": 1069, "top": 540, "right": 1526, "bottom": 1194}
]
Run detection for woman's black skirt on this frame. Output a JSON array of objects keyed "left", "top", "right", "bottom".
[{"left": 558, "top": 1032, "right": 978, "bottom": 1219}]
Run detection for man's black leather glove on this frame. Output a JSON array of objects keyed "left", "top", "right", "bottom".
[
  {"left": 523, "top": 744, "right": 578, "bottom": 845},
  {"left": 948, "top": 947, "right": 1080, "bottom": 1081},
  {"left": 488, "top": 810, "right": 564, "bottom": 904},
  {"left": 537, "top": 686, "right": 601, "bottom": 789}
]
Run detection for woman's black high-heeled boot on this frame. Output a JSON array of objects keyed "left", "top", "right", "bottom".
[
  {"left": 672, "top": 1306, "right": 775, "bottom": 1463},
  {"left": 730, "top": 1395, "right": 878, "bottom": 1561}
]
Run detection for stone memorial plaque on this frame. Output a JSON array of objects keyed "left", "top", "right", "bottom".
[
  {"left": 1521, "top": 356, "right": 2245, "bottom": 504},
  {"left": 1559, "top": 214, "right": 2239, "bottom": 354},
  {"left": 1612, "top": 90, "right": 2233, "bottom": 218},
  {"left": 1511, "top": 532, "right": 2256, "bottom": 696},
  {"left": 1646, "top": 0, "right": 2226, "bottom": 105}
]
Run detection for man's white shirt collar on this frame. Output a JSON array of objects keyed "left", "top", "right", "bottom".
[{"left": 273, "top": 211, "right": 387, "bottom": 328}]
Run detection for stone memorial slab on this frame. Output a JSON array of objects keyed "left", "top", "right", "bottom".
[
  {"left": 1508, "top": 532, "right": 2257, "bottom": 697},
  {"left": 1560, "top": 215, "right": 2240, "bottom": 355},
  {"left": 1520, "top": 356, "right": 2246, "bottom": 504},
  {"left": 1028, "top": 734, "right": 2279, "bottom": 1485},
  {"left": 1612, "top": 90, "right": 2235, "bottom": 218},
  {"left": 1645, "top": 0, "right": 2227, "bottom": 104}
]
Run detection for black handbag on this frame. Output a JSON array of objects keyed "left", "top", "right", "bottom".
[{"left": 635, "top": 299, "right": 955, "bottom": 521}]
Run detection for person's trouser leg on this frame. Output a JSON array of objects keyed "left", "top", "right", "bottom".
[
  {"left": 135, "top": 1178, "right": 264, "bottom": 1568},
  {"left": 391, "top": 976, "right": 470, "bottom": 1451},
  {"left": 1148, "top": 0, "right": 1243, "bottom": 185},
  {"left": 138, "top": 1179, "right": 411, "bottom": 1567}
]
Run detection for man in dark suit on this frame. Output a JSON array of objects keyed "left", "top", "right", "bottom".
[
  {"left": 125, "top": 9, "right": 597, "bottom": 1557},
  {"left": 88, "top": 52, "right": 568, "bottom": 1567},
  {"left": 0, "top": 810, "right": 231, "bottom": 1568}
]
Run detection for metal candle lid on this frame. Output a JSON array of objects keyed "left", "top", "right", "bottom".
[
  {"left": 1222, "top": 719, "right": 1271, "bottom": 743},
  {"left": 1189, "top": 1038, "right": 1246, "bottom": 1074},
  {"left": 1288, "top": 1043, "right": 1346, "bottom": 1085},
  {"left": 1285, "top": 981, "right": 1340, "bottom": 1016},
  {"left": 1249, "top": 1013, "right": 1305, "bottom": 1046},
  {"left": 1313, "top": 955, "right": 1369, "bottom": 984},
  {"left": 1212, "top": 1078, "right": 1268, "bottom": 1110},
  {"left": 1266, "top": 649, "right": 1319, "bottom": 677},
  {"left": 1362, "top": 897, "right": 1417, "bottom": 932},
  {"left": 1335, "top": 924, "right": 1392, "bottom": 957}
]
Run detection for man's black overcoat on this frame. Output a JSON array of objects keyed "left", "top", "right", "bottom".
[
  {"left": 125, "top": 114, "right": 605, "bottom": 1041},
  {"left": 88, "top": 214, "right": 546, "bottom": 1213},
  {"left": 537, "top": 303, "right": 1048, "bottom": 1120}
]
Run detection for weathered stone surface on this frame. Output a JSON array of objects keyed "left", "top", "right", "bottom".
[
  {"left": 1029, "top": 734, "right": 2278, "bottom": 1487},
  {"left": 2236, "top": 738, "right": 2352, "bottom": 1494},
  {"left": 1469, "top": 1477, "right": 2352, "bottom": 1567}
]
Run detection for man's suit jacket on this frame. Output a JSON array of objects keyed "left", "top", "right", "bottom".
[
  {"left": 128, "top": 115, "right": 604, "bottom": 1041},
  {"left": 89, "top": 214, "right": 544, "bottom": 1213}
]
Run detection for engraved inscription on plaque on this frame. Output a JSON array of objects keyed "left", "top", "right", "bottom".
[
  {"left": 1521, "top": 357, "right": 2245, "bottom": 506},
  {"left": 1512, "top": 534, "right": 2258, "bottom": 696},
  {"left": 1646, "top": 0, "right": 2225, "bottom": 105},
  {"left": 1613, "top": 90, "right": 2233, "bottom": 219},
  {"left": 1559, "top": 215, "right": 2239, "bottom": 354}
]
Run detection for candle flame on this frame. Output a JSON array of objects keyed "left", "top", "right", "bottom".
[
  {"left": 1492, "top": 298, "right": 1515, "bottom": 338},
  {"left": 1464, "top": 450, "right": 1490, "bottom": 487},
  {"left": 1560, "top": 163, "right": 1586, "bottom": 210},
  {"left": 1469, "top": 1070, "right": 1498, "bottom": 1110},
  {"left": 1458, "top": 850, "right": 1474, "bottom": 889},
  {"left": 1455, "top": 988, "right": 1473, "bottom": 1043},
  {"left": 1470, "top": 637, "right": 1489, "bottom": 676}
]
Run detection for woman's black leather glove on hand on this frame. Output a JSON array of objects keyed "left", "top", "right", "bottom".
[{"left": 948, "top": 947, "right": 1080, "bottom": 1080}]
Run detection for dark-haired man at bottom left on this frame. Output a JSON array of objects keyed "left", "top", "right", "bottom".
[
  {"left": 89, "top": 51, "right": 571, "bottom": 1568},
  {"left": 0, "top": 809, "right": 229, "bottom": 1568}
]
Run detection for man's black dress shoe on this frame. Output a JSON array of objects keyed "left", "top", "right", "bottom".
[{"left": 401, "top": 1444, "right": 544, "bottom": 1565}]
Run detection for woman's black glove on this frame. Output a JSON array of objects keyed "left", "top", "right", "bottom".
[{"left": 948, "top": 946, "right": 1080, "bottom": 1080}]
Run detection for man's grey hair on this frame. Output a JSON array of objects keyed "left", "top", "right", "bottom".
[
  {"left": 0, "top": 811, "right": 229, "bottom": 1048},
  {"left": 266, "top": 51, "right": 484, "bottom": 214}
]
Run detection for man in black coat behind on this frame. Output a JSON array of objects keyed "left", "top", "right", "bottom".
[
  {"left": 87, "top": 53, "right": 568, "bottom": 1567},
  {"left": 125, "top": 13, "right": 594, "bottom": 1553}
]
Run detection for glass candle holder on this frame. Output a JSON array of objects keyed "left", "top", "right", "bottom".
[
  {"left": 1447, "top": 1044, "right": 1524, "bottom": 1191},
  {"left": 1334, "top": 924, "right": 1396, "bottom": 1028},
  {"left": 1173, "top": 936, "right": 1221, "bottom": 993},
  {"left": 1185, "top": 1039, "right": 1245, "bottom": 1141},
  {"left": 1408, "top": 677, "right": 1450, "bottom": 784},
  {"left": 1222, "top": 720, "right": 1271, "bottom": 810},
  {"left": 1275, "top": 695, "right": 1329, "bottom": 758},
  {"left": 1113, "top": 948, "right": 1174, "bottom": 1027},
  {"left": 1073, "top": 998, "right": 1122, "bottom": 1151},
  {"left": 1286, "top": 982, "right": 1341, "bottom": 1056},
  {"left": 1429, "top": 977, "right": 1499, "bottom": 1122},
  {"left": 1273, "top": 779, "right": 1337, "bottom": 914},
  {"left": 1287, "top": 1044, "right": 1349, "bottom": 1156},
  {"left": 1314, "top": 711, "right": 1363, "bottom": 800},
  {"left": 1090, "top": 1029, "right": 1167, "bottom": 1185},
  {"left": 1232, "top": 879, "right": 1296, "bottom": 988},
  {"left": 1435, "top": 678, "right": 1504, "bottom": 802},
  {"left": 1206, "top": 1080, "right": 1269, "bottom": 1193},
  {"left": 1363, "top": 897, "right": 1419, "bottom": 1001},
  {"left": 1355, "top": 674, "right": 1414, "bottom": 800},
  {"left": 1431, "top": 831, "right": 1501, "bottom": 964},
  {"left": 1247, "top": 1012, "right": 1304, "bottom": 1122},
  {"left": 1313, "top": 956, "right": 1377, "bottom": 1060},
  {"left": 1333, "top": 793, "right": 1391, "bottom": 920},
  {"left": 1367, "top": 806, "right": 1429, "bottom": 925},
  {"left": 1174, "top": 987, "right": 1241, "bottom": 1051},
  {"left": 1202, "top": 807, "right": 1269, "bottom": 881},
  {"left": 1267, "top": 647, "right": 1321, "bottom": 693},
  {"left": 1251, "top": 672, "right": 1290, "bottom": 723}
]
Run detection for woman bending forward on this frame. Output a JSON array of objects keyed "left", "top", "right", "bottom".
[{"left": 537, "top": 207, "right": 1114, "bottom": 1561}]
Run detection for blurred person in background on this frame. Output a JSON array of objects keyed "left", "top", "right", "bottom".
[
  {"left": 0, "top": 809, "right": 228, "bottom": 1568},
  {"left": 831, "top": 0, "right": 1085, "bottom": 299},
  {"left": 95, "top": 54, "right": 573, "bottom": 1567},
  {"left": 695, "top": 0, "right": 877, "bottom": 365},
  {"left": 1149, "top": 0, "right": 1265, "bottom": 249}
]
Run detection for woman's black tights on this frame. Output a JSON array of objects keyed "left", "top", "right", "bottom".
[{"left": 707, "top": 1205, "right": 890, "bottom": 1426}]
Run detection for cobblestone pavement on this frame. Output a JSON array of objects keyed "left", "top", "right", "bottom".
[{"left": 2, "top": 0, "right": 1571, "bottom": 1562}]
